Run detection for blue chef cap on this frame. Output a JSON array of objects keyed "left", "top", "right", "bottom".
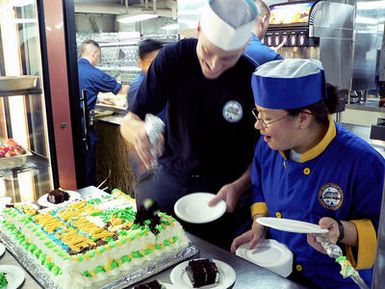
[{"left": 251, "top": 59, "right": 327, "bottom": 109}]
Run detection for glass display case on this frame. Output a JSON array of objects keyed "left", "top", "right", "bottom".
[{"left": 0, "top": 0, "right": 54, "bottom": 202}]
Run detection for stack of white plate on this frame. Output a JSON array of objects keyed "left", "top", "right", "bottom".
[{"left": 235, "top": 239, "right": 293, "bottom": 277}]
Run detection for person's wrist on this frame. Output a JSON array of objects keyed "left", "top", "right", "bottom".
[{"left": 336, "top": 219, "right": 345, "bottom": 242}]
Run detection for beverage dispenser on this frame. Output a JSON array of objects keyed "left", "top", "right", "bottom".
[{"left": 265, "top": 1, "right": 355, "bottom": 112}]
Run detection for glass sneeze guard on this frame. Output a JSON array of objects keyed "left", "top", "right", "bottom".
[{"left": 0, "top": 0, "right": 53, "bottom": 203}]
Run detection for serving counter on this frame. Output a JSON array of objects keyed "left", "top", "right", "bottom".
[
  {"left": 0, "top": 186, "right": 308, "bottom": 289},
  {"left": 0, "top": 234, "right": 307, "bottom": 289}
]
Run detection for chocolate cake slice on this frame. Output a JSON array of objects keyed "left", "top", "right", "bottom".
[
  {"left": 47, "top": 188, "right": 70, "bottom": 204},
  {"left": 133, "top": 280, "right": 162, "bottom": 289},
  {"left": 186, "top": 258, "right": 220, "bottom": 288}
]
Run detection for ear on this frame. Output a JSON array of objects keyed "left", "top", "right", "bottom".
[
  {"left": 197, "top": 22, "right": 201, "bottom": 33},
  {"left": 261, "top": 15, "right": 268, "bottom": 31},
  {"left": 297, "top": 110, "right": 312, "bottom": 129}
]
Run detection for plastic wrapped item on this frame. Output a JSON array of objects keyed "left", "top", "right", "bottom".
[
  {"left": 144, "top": 114, "right": 165, "bottom": 169},
  {"left": 316, "top": 236, "right": 369, "bottom": 289}
]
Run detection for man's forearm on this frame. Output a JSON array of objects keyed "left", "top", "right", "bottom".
[
  {"left": 232, "top": 165, "right": 252, "bottom": 195},
  {"left": 118, "top": 84, "right": 130, "bottom": 95},
  {"left": 120, "top": 112, "right": 143, "bottom": 145}
]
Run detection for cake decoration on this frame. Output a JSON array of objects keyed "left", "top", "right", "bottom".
[{"left": 0, "top": 272, "right": 7, "bottom": 289}]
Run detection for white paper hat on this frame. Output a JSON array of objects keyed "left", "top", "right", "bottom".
[{"left": 200, "top": 0, "right": 258, "bottom": 51}]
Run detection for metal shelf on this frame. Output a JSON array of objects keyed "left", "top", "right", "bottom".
[
  {"left": 346, "top": 103, "right": 385, "bottom": 113},
  {"left": 0, "top": 88, "right": 42, "bottom": 97},
  {"left": 0, "top": 150, "right": 50, "bottom": 177}
]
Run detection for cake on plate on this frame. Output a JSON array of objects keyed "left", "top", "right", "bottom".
[
  {"left": 1, "top": 190, "right": 189, "bottom": 289},
  {"left": 134, "top": 279, "right": 163, "bottom": 289},
  {"left": 186, "top": 258, "right": 220, "bottom": 288},
  {"left": 47, "top": 189, "right": 70, "bottom": 204}
]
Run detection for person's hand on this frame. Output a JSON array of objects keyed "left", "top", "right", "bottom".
[
  {"left": 272, "top": 39, "right": 286, "bottom": 53},
  {"left": 97, "top": 93, "right": 115, "bottom": 105},
  {"left": 307, "top": 217, "right": 340, "bottom": 254},
  {"left": 208, "top": 183, "right": 241, "bottom": 212},
  {"left": 231, "top": 221, "right": 266, "bottom": 253},
  {"left": 133, "top": 124, "right": 164, "bottom": 169}
]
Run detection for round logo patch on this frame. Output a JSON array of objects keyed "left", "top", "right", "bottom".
[
  {"left": 222, "top": 100, "right": 243, "bottom": 123},
  {"left": 318, "top": 183, "right": 344, "bottom": 210}
]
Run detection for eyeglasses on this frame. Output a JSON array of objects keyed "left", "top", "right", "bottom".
[{"left": 252, "top": 108, "right": 288, "bottom": 128}]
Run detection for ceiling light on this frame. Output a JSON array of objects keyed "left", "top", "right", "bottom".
[{"left": 117, "top": 14, "right": 158, "bottom": 24}]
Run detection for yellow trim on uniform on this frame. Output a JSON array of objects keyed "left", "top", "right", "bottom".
[
  {"left": 345, "top": 219, "right": 377, "bottom": 270},
  {"left": 300, "top": 116, "right": 336, "bottom": 162},
  {"left": 279, "top": 151, "right": 287, "bottom": 160},
  {"left": 277, "top": 116, "right": 336, "bottom": 163},
  {"left": 251, "top": 202, "right": 268, "bottom": 218}
]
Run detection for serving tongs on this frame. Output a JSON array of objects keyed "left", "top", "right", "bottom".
[{"left": 316, "top": 237, "right": 369, "bottom": 289}]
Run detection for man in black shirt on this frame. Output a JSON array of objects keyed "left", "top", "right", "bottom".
[{"left": 121, "top": 0, "right": 260, "bottom": 249}]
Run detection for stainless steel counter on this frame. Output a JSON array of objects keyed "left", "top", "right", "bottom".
[{"left": 148, "top": 234, "right": 307, "bottom": 289}]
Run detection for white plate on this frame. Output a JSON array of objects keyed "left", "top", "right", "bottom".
[
  {"left": 170, "top": 258, "right": 236, "bottom": 289},
  {"left": 0, "top": 265, "right": 25, "bottom": 289},
  {"left": 256, "top": 217, "right": 329, "bottom": 234},
  {"left": 37, "top": 190, "right": 81, "bottom": 208},
  {"left": 0, "top": 243, "right": 5, "bottom": 258},
  {"left": 174, "top": 193, "right": 226, "bottom": 224},
  {"left": 161, "top": 282, "right": 181, "bottom": 289},
  {"left": 12, "top": 202, "right": 39, "bottom": 210},
  {"left": 235, "top": 239, "right": 293, "bottom": 277}
]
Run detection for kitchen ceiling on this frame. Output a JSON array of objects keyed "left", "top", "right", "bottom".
[{"left": 74, "top": 0, "right": 175, "bottom": 17}]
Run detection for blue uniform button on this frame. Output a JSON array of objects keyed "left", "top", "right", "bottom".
[
  {"left": 275, "top": 212, "right": 282, "bottom": 218},
  {"left": 295, "top": 264, "right": 303, "bottom": 272},
  {"left": 303, "top": 168, "right": 311, "bottom": 175}
]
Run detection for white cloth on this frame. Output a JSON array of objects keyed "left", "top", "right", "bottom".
[
  {"left": 200, "top": 0, "right": 258, "bottom": 51},
  {"left": 254, "top": 58, "right": 324, "bottom": 79}
]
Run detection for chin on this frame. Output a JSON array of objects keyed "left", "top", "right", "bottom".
[
  {"left": 266, "top": 143, "right": 282, "bottom": 151},
  {"left": 202, "top": 69, "right": 221, "bottom": 79}
]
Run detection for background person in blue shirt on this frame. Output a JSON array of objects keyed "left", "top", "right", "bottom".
[
  {"left": 127, "top": 39, "right": 164, "bottom": 114},
  {"left": 78, "top": 39, "right": 129, "bottom": 186},
  {"left": 245, "top": 0, "right": 283, "bottom": 65},
  {"left": 231, "top": 59, "right": 385, "bottom": 288},
  {"left": 120, "top": 0, "right": 259, "bottom": 249}
]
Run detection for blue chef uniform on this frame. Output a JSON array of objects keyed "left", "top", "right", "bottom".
[
  {"left": 245, "top": 33, "right": 283, "bottom": 66},
  {"left": 250, "top": 59, "right": 385, "bottom": 289},
  {"left": 78, "top": 58, "right": 122, "bottom": 186}
]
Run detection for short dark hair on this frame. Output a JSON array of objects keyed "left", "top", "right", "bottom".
[
  {"left": 286, "top": 84, "right": 339, "bottom": 124},
  {"left": 138, "top": 39, "right": 164, "bottom": 60}
]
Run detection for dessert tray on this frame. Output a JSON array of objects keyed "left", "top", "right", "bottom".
[
  {"left": 0, "top": 230, "right": 199, "bottom": 289},
  {"left": 0, "top": 149, "right": 32, "bottom": 170}
]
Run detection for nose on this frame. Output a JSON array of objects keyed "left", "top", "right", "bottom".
[
  {"left": 206, "top": 56, "right": 222, "bottom": 74},
  {"left": 254, "top": 119, "right": 263, "bottom": 130}
]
